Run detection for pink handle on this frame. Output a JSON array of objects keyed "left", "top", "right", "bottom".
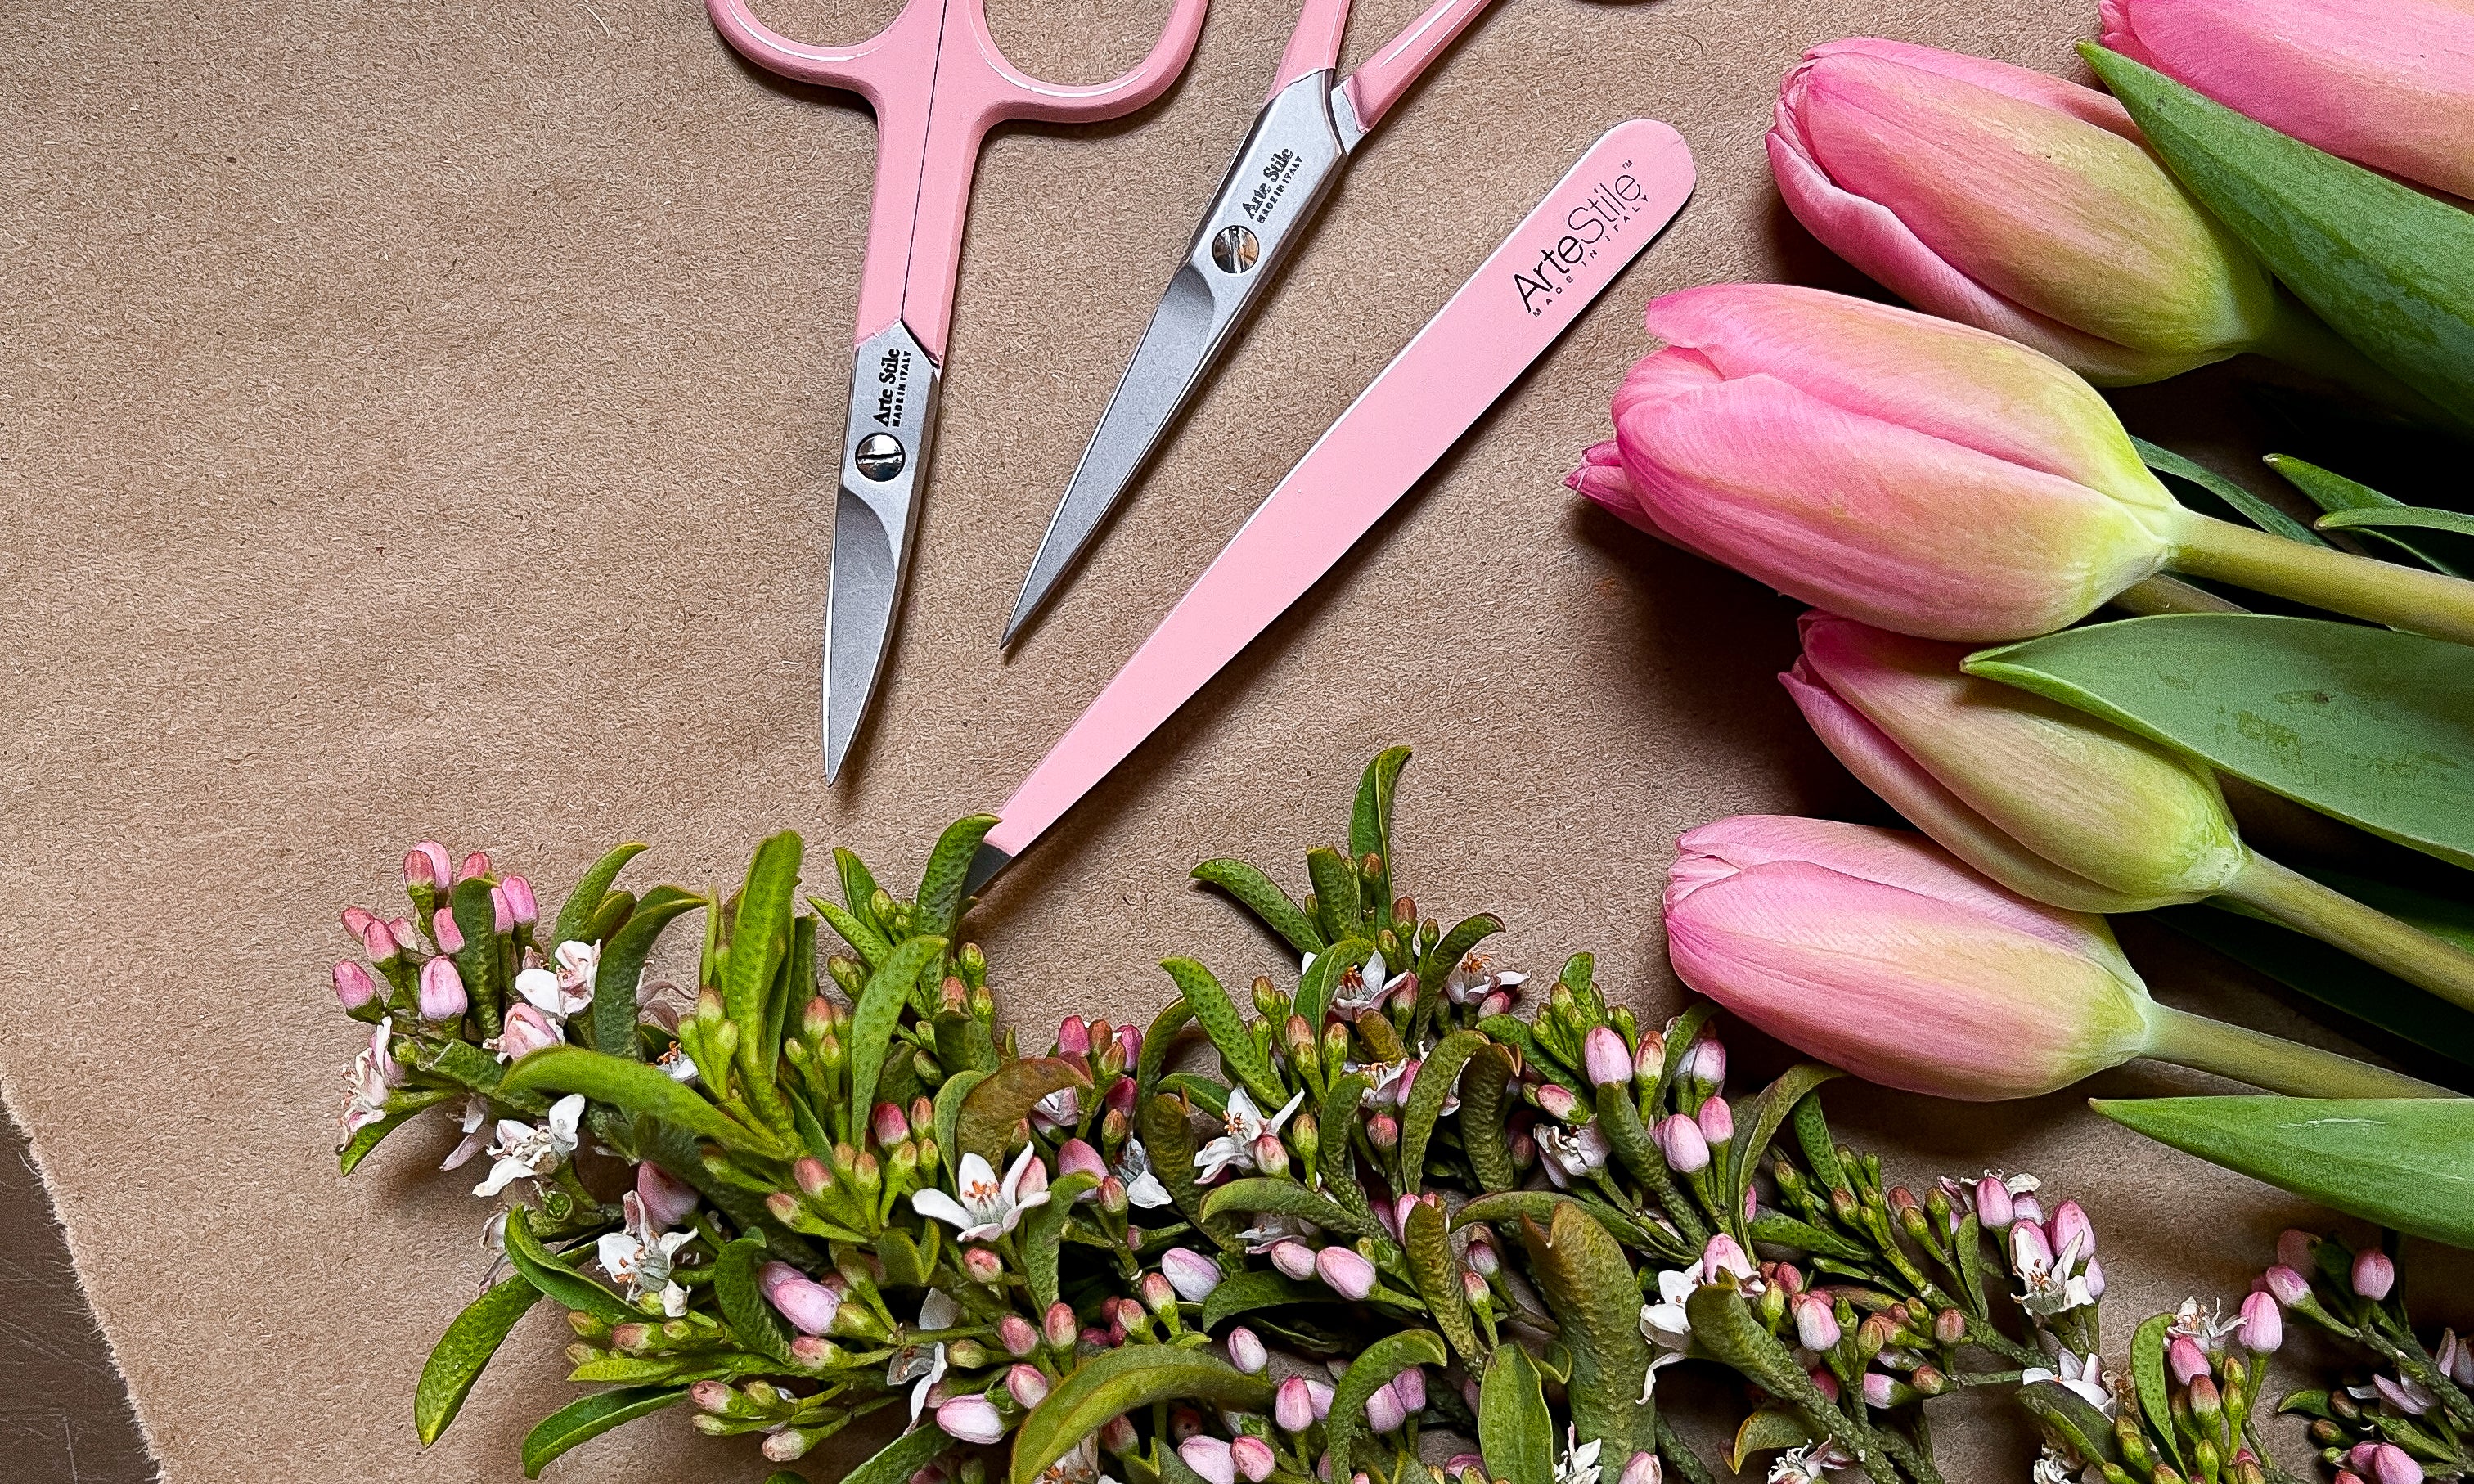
[
  {"left": 1270, "top": 0, "right": 1353, "bottom": 99},
  {"left": 986, "top": 121, "right": 1696, "bottom": 864},
  {"left": 1339, "top": 0, "right": 1498, "bottom": 135},
  {"left": 708, "top": 0, "right": 1209, "bottom": 361}
]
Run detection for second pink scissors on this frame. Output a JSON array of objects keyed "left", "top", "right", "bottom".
[{"left": 708, "top": 0, "right": 1211, "bottom": 781}]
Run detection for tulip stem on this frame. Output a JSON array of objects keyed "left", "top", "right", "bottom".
[
  {"left": 2167, "top": 513, "right": 2474, "bottom": 644},
  {"left": 2141, "top": 1005, "right": 2453, "bottom": 1098},
  {"left": 2251, "top": 299, "right": 2463, "bottom": 429},
  {"left": 2220, "top": 852, "right": 2474, "bottom": 1016}
]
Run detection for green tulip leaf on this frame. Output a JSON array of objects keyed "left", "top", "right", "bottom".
[
  {"left": 1479, "top": 1343, "right": 1556, "bottom": 1484},
  {"left": 551, "top": 843, "right": 650, "bottom": 950},
  {"left": 2083, "top": 46, "right": 2474, "bottom": 431},
  {"left": 954, "top": 1056, "right": 1088, "bottom": 1165},
  {"left": 2320, "top": 506, "right": 2474, "bottom": 540},
  {"left": 1398, "top": 1029, "right": 1487, "bottom": 1196},
  {"left": 1191, "top": 858, "right": 1325, "bottom": 957},
  {"left": 2136, "top": 438, "right": 2327, "bottom": 547},
  {"left": 2268, "top": 455, "right": 2471, "bottom": 576},
  {"left": 2092, "top": 1096, "right": 2474, "bottom": 1248},
  {"left": 1323, "top": 1329, "right": 1448, "bottom": 1480},
  {"left": 1010, "top": 1347, "right": 1273, "bottom": 1484},
  {"left": 590, "top": 884, "right": 705, "bottom": 1056},
  {"left": 847, "top": 934, "right": 949, "bottom": 1131},
  {"left": 520, "top": 1385, "right": 690, "bottom": 1477},
  {"left": 1966, "top": 614, "right": 2474, "bottom": 869},
  {"left": 1160, "top": 958, "right": 1286, "bottom": 1111},
  {"left": 499, "top": 1046, "right": 781, "bottom": 1159}
]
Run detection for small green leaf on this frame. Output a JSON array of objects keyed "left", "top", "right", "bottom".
[
  {"left": 1159, "top": 1072, "right": 1231, "bottom": 1118},
  {"left": 1143, "top": 1092, "right": 1237, "bottom": 1252},
  {"left": 552, "top": 843, "right": 650, "bottom": 950},
  {"left": 1730, "top": 1406, "right": 1819, "bottom": 1473},
  {"left": 2130, "top": 1313, "right": 2180, "bottom": 1470},
  {"left": 499, "top": 1046, "right": 782, "bottom": 1159},
  {"left": 416, "top": 1267, "right": 551, "bottom": 1445},
  {"left": 834, "top": 847, "right": 884, "bottom": 924},
  {"left": 1398, "top": 1030, "right": 1487, "bottom": 1198},
  {"left": 723, "top": 832, "right": 803, "bottom": 1095},
  {"left": 339, "top": 1088, "right": 458, "bottom": 1174},
  {"left": 848, "top": 935, "right": 949, "bottom": 1131},
  {"left": 1305, "top": 848, "right": 1361, "bottom": 945},
  {"left": 1730, "top": 1064, "right": 1842, "bottom": 1221},
  {"left": 520, "top": 1385, "right": 690, "bottom": 1477},
  {"left": 1293, "top": 935, "right": 1370, "bottom": 1034},
  {"left": 714, "top": 1236, "right": 798, "bottom": 1365},
  {"left": 1685, "top": 1284, "right": 1854, "bottom": 1469},
  {"left": 917, "top": 814, "right": 1000, "bottom": 939},
  {"left": 1323, "top": 1329, "right": 1447, "bottom": 1479},
  {"left": 1349, "top": 746, "right": 1412, "bottom": 913},
  {"left": 1138, "top": 1001, "right": 1196, "bottom": 1105},
  {"left": 2093, "top": 1095, "right": 2474, "bottom": 1247},
  {"left": 1966, "top": 614, "right": 2474, "bottom": 869},
  {"left": 1518, "top": 1202, "right": 1654, "bottom": 1459},
  {"left": 1193, "top": 859, "right": 1325, "bottom": 956},
  {"left": 811, "top": 895, "right": 892, "bottom": 969},
  {"left": 1457, "top": 1045, "right": 1518, "bottom": 1194},
  {"left": 1952, "top": 1211, "right": 1989, "bottom": 1314},
  {"left": 591, "top": 885, "right": 705, "bottom": 1056},
  {"left": 1010, "top": 1347, "right": 1273, "bottom": 1484},
  {"left": 1201, "top": 1177, "right": 1382, "bottom": 1241},
  {"left": 2135, "top": 437, "right": 2327, "bottom": 546},
  {"left": 1478, "top": 1342, "right": 1555, "bottom": 1484},
  {"left": 1403, "top": 1201, "right": 1480, "bottom": 1361},
  {"left": 2320, "top": 505, "right": 2474, "bottom": 539},
  {"left": 2083, "top": 46, "right": 2474, "bottom": 431},
  {"left": 2018, "top": 1379, "right": 2123, "bottom": 1471},
  {"left": 956, "top": 1058, "right": 1091, "bottom": 1164},
  {"left": 449, "top": 878, "right": 506, "bottom": 1025},
  {"left": 2269, "top": 454, "right": 2470, "bottom": 575},
  {"left": 1200, "top": 1270, "right": 1325, "bottom": 1329},
  {"left": 1791, "top": 1090, "right": 1848, "bottom": 1193},
  {"left": 933, "top": 1069, "right": 987, "bottom": 1171},
  {"left": 1415, "top": 915, "right": 1505, "bottom": 1004},
  {"left": 1747, "top": 1213, "right": 1870, "bottom": 1264},
  {"left": 1023, "top": 1171, "right": 1100, "bottom": 1312},
  {"left": 839, "top": 1424, "right": 954, "bottom": 1484},
  {"left": 1451, "top": 1190, "right": 1660, "bottom": 1253},
  {"left": 1160, "top": 958, "right": 1286, "bottom": 1111},
  {"left": 502, "top": 1207, "right": 633, "bottom": 1325}
]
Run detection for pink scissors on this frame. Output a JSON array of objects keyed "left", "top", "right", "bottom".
[{"left": 708, "top": 0, "right": 1211, "bottom": 781}]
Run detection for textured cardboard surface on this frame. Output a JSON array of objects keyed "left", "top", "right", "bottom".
[{"left": 3, "top": 1, "right": 2458, "bottom": 1479}]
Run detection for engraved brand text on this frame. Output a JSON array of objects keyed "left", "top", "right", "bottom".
[
  {"left": 872, "top": 344, "right": 914, "bottom": 429},
  {"left": 1511, "top": 164, "right": 1652, "bottom": 317},
  {"left": 1240, "top": 148, "right": 1304, "bottom": 223}
]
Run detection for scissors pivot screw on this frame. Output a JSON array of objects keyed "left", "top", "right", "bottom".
[
  {"left": 854, "top": 433, "right": 908, "bottom": 483},
  {"left": 1210, "top": 225, "right": 1262, "bottom": 274}
]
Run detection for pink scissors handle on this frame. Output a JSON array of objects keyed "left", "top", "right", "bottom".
[
  {"left": 1340, "top": 0, "right": 1496, "bottom": 134},
  {"left": 708, "top": 0, "right": 1209, "bottom": 361}
]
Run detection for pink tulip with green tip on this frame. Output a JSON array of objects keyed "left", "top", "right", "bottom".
[
  {"left": 1590, "top": 284, "right": 2474, "bottom": 646},
  {"left": 2100, "top": 0, "right": 2474, "bottom": 202},
  {"left": 1661, "top": 814, "right": 2444, "bottom": 1101}
]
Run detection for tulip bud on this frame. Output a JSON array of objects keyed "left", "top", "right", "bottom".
[
  {"left": 416, "top": 957, "right": 468, "bottom": 1020},
  {"left": 938, "top": 1395, "right": 1006, "bottom": 1445},
  {"left": 334, "top": 960, "right": 379, "bottom": 1010},
  {"left": 1794, "top": 1292, "right": 1842, "bottom": 1351},
  {"left": 1654, "top": 1113, "right": 1711, "bottom": 1175},
  {"left": 2237, "top": 1291, "right": 2283, "bottom": 1355},
  {"left": 1316, "top": 1245, "right": 1377, "bottom": 1301},
  {"left": 1230, "top": 1437, "right": 1276, "bottom": 1484},
  {"left": 1161, "top": 1247, "right": 1222, "bottom": 1302},
  {"left": 1583, "top": 1027, "right": 1632, "bottom": 1088},
  {"left": 1695, "top": 1095, "right": 1734, "bottom": 1146},
  {"left": 2354, "top": 1248, "right": 2396, "bottom": 1301},
  {"left": 1181, "top": 1438, "right": 1237, "bottom": 1484},
  {"left": 1276, "top": 1376, "right": 1315, "bottom": 1432}
]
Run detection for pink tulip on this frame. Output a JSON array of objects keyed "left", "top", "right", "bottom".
[
  {"left": 333, "top": 960, "right": 379, "bottom": 1010},
  {"left": 1770, "top": 39, "right": 2285, "bottom": 384},
  {"left": 2101, "top": 0, "right": 2474, "bottom": 201},
  {"left": 1602, "top": 286, "right": 2182, "bottom": 641},
  {"left": 1662, "top": 816, "right": 2160, "bottom": 1100}
]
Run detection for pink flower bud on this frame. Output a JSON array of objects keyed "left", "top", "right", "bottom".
[
  {"left": 1583, "top": 1027, "right": 1632, "bottom": 1088},
  {"left": 690, "top": 1378, "right": 733, "bottom": 1413},
  {"left": 458, "top": 850, "right": 492, "bottom": 883},
  {"left": 1270, "top": 1239, "right": 1318, "bottom": 1281},
  {"left": 416, "top": 957, "right": 468, "bottom": 1020},
  {"left": 1702, "top": 1234, "right": 1755, "bottom": 1282},
  {"left": 1795, "top": 1292, "right": 1842, "bottom": 1351},
  {"left": 998, "top": 1314, "right": 1038, "bottom": 1357},
  {"left": 2354, "top": 1248, "right": 2396, "bottom": 1301},
  {"left": 2009, "top": 1219, "right": 2054, "bottom": 1275},
  {"left": 1170, "top": 1406, "right": 1204, "bottom": 1442},
  {"left": 1141, "top": 1271, "right": 1178, "bottom": 1316},
  {"left": 1536, "top": 1083, "right": 1580, "bottom": 1121},
  {"left": 636, "top": 1162, "right": 695, "bottom": 1226},
  {"left": 341, "top": 905, "right": 378, "bottom": 938},
  {"left": 871, "top": 1101, "right": 910, "bottom": 1148},
  {"left": 1654, "top": 1113, "right": 1711, "bottom": 1175},
  {"left": 1633, "top": 1032, "right": 1664, "bottom": 1083},
  {"left": 963, "top": 1246, "right": 1005, "bottom": 1284},
  {"left": 1056, "top": 1015, "right": 1091, "bottom": 1058},
  {"left": 936, "top": 1394, "right": 1006, "bottom": 1445},
  {"left": 761, "top": 1263, "right": 843, "bottom": 1334},
  {"left": 2238, "top": 1291, "right": 2282, "bottom": 1355},
  {"left": 1230, "top": 1437, "right": 1276, "bottom": 1484},
  {"left": 489, "top": 885, "right": 515, "bottom": 933},
  {"left": 1392, "top": 1365, "right": 1425, "bottom": 1414},
  {"left": 334, "top": 960, "right": 379, "bottom": 1010},
  {"left": 1006, "top": 1363, "right": 1050, "bottom": 1410},
  {"left": 432, "top": 908, "right": 465, "bottom": 954},
  {"left": 1251, "top": 1132, "right": 1290, "bottom": 1176},
  {"left": 404, "top": 842, "right": 451, "bottom": 889},
  {"left": 1056, "top": 1138, "right": 1106, "bottom": 1184},
  {"left": 2277, "top": 1228, "right": 2316, "bottom": 1272},
  {"left": 1861, "top": 1371, "right": 1895, "bottom": 1410},
  {"left": 501, "top": 874, "right": 538, "bottom": 925},
  {"left": 1682, "top": 1036, "right": 1726, "bottom": 1092},
  {"left": 1181, "top": 1437, "right": 1236, "bottom": 1484},
  {"left": 359, "top": 917, "right": 400, "bottom": 965},
  {"left": 1619, "top": 1451, "right": 1664, "bottom": 1484},
  {"left": 1276, "top": 1376, "right": 1315, "bottom": 1432},
  {"left": 1316, "top": 1244, "right": 1377, "bottom": 1301},
  {"left": 1808, "top": 1367, "right": 1840, "bottom": 1402},
  {"left": 1228, "top": 1327, "right": 1267, "bottom": 1374},
  {"left": 2012, "top": 1193, "right": 2044, "bottom": 1228},
  {"left": 2082, "top": 1256, "right": 2106, "bottom": 1299},
  {"left": 2166, "top": 1335, "right": 2211, "bottom": 1387},
  {"left": 1161, "top": 1247, "right": 1222, "bottom": 1302},
  {"left": 1106, "top": 1075, "right": 1139, "bottom": 1116},
  {"left": 1365, "top": 1381, "right": 1407, "bottom": 1434},
  {"left": 2369, "top": 1443, "right": 2423, "bottom": 1484},
  {"left": 495, "top": 1002, "right": 561, "bottom": 1059},
  {"left": 1306, "top": 1378, "right": 1334, "bottom": 1419},
  {"left": 1972, "top": 1176, "right": 2014, "bottom": 1230},
  {"left": 1477, "top": 990, "right": 1513, "bottom": 1018},
  {"left": 1040, "top": 1300, "right": 1077, "bottom": 1350},
  {"left": 2049, "top": 1199, "right": 2095, "bottom": 1258},
  {"left": 1695, "top": 1095, "right": 1734, "bottom": 1145},
  {"left": 389, "top": 917, "right": 420, "bottom": 954}
]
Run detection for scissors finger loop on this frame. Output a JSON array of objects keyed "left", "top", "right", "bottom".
[{"left": 968, "top": 0, "right": 1211, "bottom": 124}]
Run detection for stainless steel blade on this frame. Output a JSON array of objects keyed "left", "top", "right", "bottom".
[
  {"left": 1001, "top": 70, "right": 1350, "bottom": 645},
  {"left": 823, "top": 321, "right": 942, "bottom": 781}
]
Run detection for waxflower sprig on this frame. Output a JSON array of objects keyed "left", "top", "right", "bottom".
[{"left": 2261, "top": 1230, "right": 2473, "bottom": 1483}]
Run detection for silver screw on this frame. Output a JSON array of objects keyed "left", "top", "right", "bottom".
[
  {"left": 1211, "top": 224, "right": 1261, "bottom": 274},
  {"left": 855, "top": 433, "right": 906, "bottom": 482}
]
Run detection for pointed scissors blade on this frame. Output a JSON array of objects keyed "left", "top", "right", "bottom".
[
  {"left": 824, "top": 322, "right": 942, "bottom": 781},
  {"left": 1002, "top": 70, "right": 1351, "bottom": 645}
]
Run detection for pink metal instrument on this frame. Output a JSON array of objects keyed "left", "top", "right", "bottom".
[
  {"left": 707, "top": 0, "right": 1211, "bottom": 781},
  {"left": 965, "top": 121, "right": 1698, "bottom": 893}
]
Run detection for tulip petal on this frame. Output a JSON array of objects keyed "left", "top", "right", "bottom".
[
  {"left": 1777, "top": 660, "right": 2162, "bottom": 922},
  {"left": 1798, "top": 613, "right": 2246, "bottom": 900},
  {"left": 1642, "top": 285, "right": 2175, "bottom": 520},
  {"left": 1662, "top": 859, "right": 2155, "bottom": 1100},
  {"left": 1613, "top": 371, "right": 2164, "bottom": 639}
]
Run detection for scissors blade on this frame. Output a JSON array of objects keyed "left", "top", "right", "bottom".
[
  {"left": 824, "top": 322, "right": 942, "bottom": 782},
  {"left": 1001, "top": 70, "right": 1351, "bottom": 645}
]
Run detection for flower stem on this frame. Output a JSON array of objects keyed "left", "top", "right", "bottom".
[
  {"left": 2220, "top": 852, "right": 2474, "bottom": 1015},
  {"left": 2251, "top": 296, "right": 2467, "bottom": 432},
  {"left": 2141, "top": 1005, "right": 2454, "bottom": 1097},
  {"left": 2167, "top": 512, "right": 2474, "bottom": 644}
]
